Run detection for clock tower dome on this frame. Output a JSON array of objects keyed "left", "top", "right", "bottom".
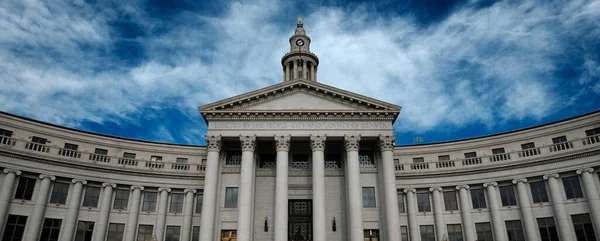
[{"left": 281, "top": 17, "right": 319, "bottom": 82}]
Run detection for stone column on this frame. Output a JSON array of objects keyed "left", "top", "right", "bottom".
[
  {"left": 237, "top": 135, "right": 256, "bottom": 241},
  {"left": 512, "top": 178, "right": 538, "bottom": 241},
  {"left": 345, "top": 135, "right": 364, "bottom": 241},
  {"left": 286, "top": 62, "right": 291, "bottom": 81},
  {"left": 94, "top": 183, "right": 116, "bottom": 241},
  {"left": 200, "top": 135, "right": 222, "bottom": 241},
  {"left": 430, "top": 187, "right": 446, "bottom": 241},
  {"left": 293, "top": 59, "right": 298, "bottom": 79},
  {"left": 125, "top": 186, "right": 144, "bottom": 241},
  {"left": 181, "top": 189, "right": 196, "bottom": 241},
  {"left": 274, "top": 135, "right": 291, "bottom": 241},
  {"left": 155, "top": 187, "right": 171, "bottom": 241},
  {"left": 0, "top": 169, "right": 21, "bottom": 231},
  {"left": 456, "top": 185, "right": 475, "bottom": 241},
  {"left": 543, "top": 174, "right": 575, "bottom": 241},
  {"left": 302, "top": 60, "right": 308, "bottom": 79},
  {"left": 61, "top": 179, "right": 87, "bottom": 241},
  {"left": 483, "top": 182, "right": 507, "bottom": 241},
  {"left": 311, "top": 64, "right": 316, "bottom": 81},
  {"left": 577, "top": 168, "right": 600, "bottom": 239},
  {"left": 379, "top": 135, "right": 401, "bottom": 241},
  {"left": 311, "top": 135, "right": 327, "bottom": 241},
  {"left": 404, "top": 188, "right": 419, "bottom": 241},
  {"left": 24, "top": 174, "right": 55, "bottom": 241}
]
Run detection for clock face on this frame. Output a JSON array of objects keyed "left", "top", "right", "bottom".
[{"left": 296, "top": 39, "right": 304, "bottom": 46}]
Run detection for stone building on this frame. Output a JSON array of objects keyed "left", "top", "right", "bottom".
[{"left": 1, "top": 19, "right": 600, "bottom": 241}]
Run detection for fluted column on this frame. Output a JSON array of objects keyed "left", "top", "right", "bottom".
[
  {"left": 404, "top": 188, "right": 419, "bottom": 241},
  {"left": 156, "top": 187, "right": 171, "bottom": 241},
  {"left": 543, "top": 174, "right": 575, "bottom": 241},
  {"left": 311, "top": 135, "right": 327, "bottom": 241},
  {"left": 24, "top": 174, "right": 55, "bottom": 241},
  {"left": 512, "top": 178, "right": 538, "bottom": 241},
  {"left": 61, "top": 179, "right": 87, "bottom": 241},
  {"left": 200, "top": 135, "right": 222, "bottom": 241},
  {"left": 0, "top": 169, "right": 21, "bottom": 231},
  {"left": 483, "top": 182, "right": 507, "bottom": 241},
  {"left": 94, "top": 183, "right": 116, "bottom": 241},
  {"left": 379, "top": 135, "right": 401, "bottom": 241},
  {"left": 456, "top": 185, "right": 475, "bottom": 241},
  {"left": 430, "top": 187, "right": 446, "bottom": 241},
  {"left": 181, "top": 189, "right": 196, "bottom": 241},
  {"left": 274, "top": 135, "right": 291, "bottom": 241},
  {"left": 237, "top": 135, "right": 256, "bottom": 241},
  {"left": 293, "top": 60, "right": 298, "bottom": 79},
  {"left": 125, "top": 186, "right": 144, "bottom": 241},
  {"left": 577, "top": 168, "right": 600, "bottom": 239},
  {"left": 345, "top": 135, "right": 364, "bottom": 241}
]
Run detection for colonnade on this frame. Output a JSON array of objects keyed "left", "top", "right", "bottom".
[{"left": 284, "top": 59, "right": 317, "bottom": 82}]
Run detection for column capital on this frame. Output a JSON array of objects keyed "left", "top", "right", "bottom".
[
  {"left": 184, "top": 188, "right": 197, "bottom": 194},
  {"left": 71, "top": 179, "right": 87, "bottom": 185},
  {"left": 205, "top": 135, "right": 222, "bottom": 152},
  {"left": 429, "top": 187, "right": 442, "bottom": 192},
  {"left": 378, "top": 135, "right": 395, "bottom": 152},
  {"left": 274, "top": 135, "right": 291, "bottom": 152},
  {"left": 310, "top": 135, "right": 326, "bottom": 151},
  {"left": 3, "top": 168, "right": 21, "bottom": 175},
  {"left": 102, "top": 183, "right": 117, "bottom": 188},
  {"left": 512, "top": 178, "right": 528, "bottom": 184},
  {"left": 240, "top": 135, "right": 257, "bottom": 152},
  {"left": 403, "top": 188, "right": 416, "bottom": 194},
  {"left": 576, "top": 168, "right": 595, "bottom": 175},
  {"left": 543, "top": 173, "right": 560, "bottom": 180},
  {"left": 456, "top": 185, "right": 470, "bottom": 190},
  {"left": 344, "top": 135, "right": 361, "bottom": 152},
  {"left": 483, "top": 182, "right": 498, "bottom": 187},
  {"left": 131, "top": 185, "right": 145, "bottom": 191},
  {"left": 158, "top": 187, "right": 171, "bottom": 193},
  {"left": 39, "top": 174, "right": 56, "bottom": 181}
]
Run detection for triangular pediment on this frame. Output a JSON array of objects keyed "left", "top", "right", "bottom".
[{"left": 245, "top": 91, "right": 358, "bottom": 110}]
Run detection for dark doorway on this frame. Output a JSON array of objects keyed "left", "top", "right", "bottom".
[{"left": 288, "top": 200, "right": 312, "bottom": 241}]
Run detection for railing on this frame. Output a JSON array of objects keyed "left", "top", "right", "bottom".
[
  {"left": 462, "top": 157, "right": 482, "bottom": 166},
  {"left": 118, "top": 158, "right": 139, "bottom": 166},
  {"left": 0, "top": 135, "right": 16, "bottom": 146},
  {"left": 518, "top": 148, "right": 541, "bottom": 158},
  {"left": 549, "top": 141, "right": 573, "bottom": 152},
  {"left": 325, "top": 160, "right": 341, "bottom": 169},
  {"left": 260, "top": 161, "right": 275, "bottom": 169},
  {"left": 583, "top": 135, "right": 600, "bottom": 145},
  {"left": 58, "top": 148, "right": 81, "bottom": 158},
  {"left": 292, "top": 161, "right": 309, "bottom": 169},
  {"left": 25, "top": 142, "right": 51, "bottom": 153},
  {"left": 89, "top": 154, "right": 110, "bottom": 163},
  {"left": 197, "top": 165, "right": 206, "bottom": 171},
  {"left": 395, "top": 165, "right": 404, "bottom": 171},
  {"left": 171, "top": 163, "right": 190, "bottom": 171},
  {"left": 435, "top": 160, "right": 455, "bottom": 169},
  {"left": 144, "top": 161, "right": 164, "bottom": 169},
  {"left": 410, "top": 163, "right": 429, "bottom": 170},
  {"left": 490, "top": 153, "right": 510, "bottom": 162}
]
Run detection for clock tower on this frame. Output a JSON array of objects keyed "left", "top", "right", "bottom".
[{"left": 281, "top": 17, "right": 319, "bottom": 82}]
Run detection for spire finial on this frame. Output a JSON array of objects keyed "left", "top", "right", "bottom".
[{"left": 297, "top": 16, "right": 303, "bottom": 28}]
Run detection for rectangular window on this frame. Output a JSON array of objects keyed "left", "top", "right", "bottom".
[
  {"left": 14, "top": 177, "right": 36, "bottom": 200},
  {"left": 259, "top": 154, "right": 276, "bottom": 168},
  {"left": 572, "top": 214, "right": 596, "bottom": 241},
  {"left": 362, "top": 187, "right": 376, "bottom": 208},
  {"left": 521, "top": 142, "right": 536, "bottom": 150},
  {"left": 530, "top": 181, "right": 549, "bottom": 203},
  {"left": 74, "top": 221, "right": 95, "bottom": 241},
  {"left": 224, "top": 187, "right": 238, "bottom": 208},
  {"left": 169, "top": 193, "right": 184, "bottom": 213},
  {"left": 40, "top": 218, "right": 62, "bottom": 241},
  {"left": 83, "top": 186, "right": 101, "bottom": 207},
  {"left": 142, "top": 192, "right": 157, "bottom": 212},
  {"left": 2, "top": 215, "right": 27, "bottom": 241},
  {"left": 0, "top": 128, "right": 13, "bottom": 145},
  {"left": 464, "top": 152, "right": 477, "bottom": 158},
  {"left": 471, "top": 188, "right": 487, "bottom": 209},
  {"left": 552, "top": 136, "right": 567, "bottom": 143},
  {"left": 49, "top": 182, "right": 70, "bottom": 204},
  {"left": 192, "top": 226, "right": 200, "bottom": 241},
  {"left": 359, "top": 151, "right": 374, "bottom": 166},
  {"left": 94, "top": 148, "right": 108, "bottom": 155},
  {"left": 63, "top": 143, "right": 79, "bottom": 150},
  {"left": 363, "top": 229, "right": 379, "bottom": 240},
  {"left": 499, "top": 185, "right": 518, "bottom": 206},
  {"left": 417, "top": 192, "right": 431, "bottom": 212},
  {"left": 195, "top": 191, "right": 203, "bottom": 213},
  {"left": 562, "top": 176, "right": 584, "bottom": 199},
  {"left": 165, "top": 226, "right": 181, "bottom": 241},
  {"left": 150, "top": 155, "right": 162, "bottom": 162},
  {"left": 447, "top": 224, "right": 463, "bottom": 241},
  {"left": 226, "top": 151, "right": 241, "bottom": 165},
  {"left": 506, "top": 220, "right": 525, "bottom": 241},
  {"left": 492, "top": 148, "right": 505, "bottom": 154},
  {"left": 475, "top": 222, "right": 493, "bottom": 241},
  {"left": 220, "top": 231, "right": 236, "bottom": 240},
  {"left": 397, "top": 191, "right": 405, "bottom": 213},
  {"left": 438, "top": 155, "right": 450, "bottom": 161},
  {"left": 31, "top": 136, "right": 47, "bottom": 144},
  {"left": 0, "top": 128, "right": 13, "bottom": 137},
  {"left": 586, "top": 127, "right": 600, "bottom": 136},
  {"left": 176, "top": 158, "right": 188, "bottom": 164},
  {"left": 106, "top": 223, "right": 125, "bottom": 241},
  {"left": 400, "top": 226, "right": 408, "bottom": 241},
  {"left": 537, "top": 217, "right": 559, "bottom": 241},
  {"left": 413, "top": 157, "right": 424, "bottom": 163},
  {"left": 136, "top": 225, "right": 153, "bottom": 241},
  {"left": 122, "top": 152, "right": 136, "bottom": 159},
  {"left": 419, "top": 225, "right": 435, "bottom": 241},
  {"left": 113, "top": 189, "right": 130, "bottom": 210},
  {"left": 443, "top": 191, "right": 459, "bottom": 211}
]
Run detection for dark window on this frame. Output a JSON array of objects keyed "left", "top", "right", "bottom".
[
  {"left": 136, "top": 225, "right": 153, "bottom": 241},
  {"left": 0, "top": 128, "right": 13, "bottom": 145},
  {"left": 94, "top": 148, "right": 108, "bottom": 155},
  {"left": 165, "top": 226, "right": 181, "bottom": 241},
  {"left": 444, "top": 191, "right": 459, "bottom": 211},
  {"left": 464, "top": 152, "right": 477, "bottom": 158},
  {"left": 259, "top": 154, "right": 276, "bottom": 168},
  {"left": 417, "top": 192, "right": 431, "bottom": 212},
  {"left": 63, "top": 143, "right": 78, "bottom": 150},
  {"left": 40, "top": 218, "right": 62, "bottom": 241},
  {"left": 413, "top": 157, "right": 424, "bottom": 163},
  {"left": 169, "top": 193, "right": 184, "bottom": 213},
  {"left": 420, "top": 225, "right": 435, "bottom": 241},
  {"left": 492, "top": 148, "right": 505, "bottom": 154},
  {"left": 363, "top": 230, "right": 379, "bottom": 241},
  {"left": 2, "top": 215, "right": 27, "bottom": 241},
  {"left": 447, "top": 224, "right": 463, "bottom": 241},
  {"left": 521, "top": 142, "right": 536, "bottom": 150},
  {"left": 113, "top": 189, "right": 130, "bottom": 210},
  {"left": 537, "top": 217, "right": 559, "bottom": 241},
  {"left": 192, "top": 227, "right": 200, "bottom": 241},
  {"left": 586, "top": 127, "right": 600, "bottom": 136},
  {"left": 122, "top": 152, "right": 136, "bottom": 159},
  {"left": 400, "top": 226, "right": 408, "bottom": 241},
  {"left": 49, "top": 182, "right": 70, "bottom": 204},
  {"left": 530, "top": 181, "right": 549, "bottom": 203},
  {"left": 106, "top": 223, "right": 125, "bottom": 241},
  {"left": 74, "top": 221, "right": 94, "bottom": 241},
  {"left": 362, "top": 187, "right": 376, "bottom": 208},
  {"left": 142, "top": 192, "right": 157, "bottom": 212},
  {"left": 292, "top": 154, "right": 309, "bottom": 169},
  {"left": 224, "top": 187, "right": 238, "bottom": 208},
  {"left": 195, "top": 191, "right": 203, "bottom": 213},
  {"left": 83, "top": 186, "right": 101, "bottom": 207},
  {"left": 563, "top": 176, "right": 584, "bottom": 199},
  {"left": 438, "top": 155, "right": 450, "bottom": 161},
  {"left": 499, "top": 185, "right": 518, "bottom": 206},
  {"left": 397, "top": 191, "right": 405, "bottom": 213},
  {"left": 226, "top": 151, "right": 241, "bottom": 165},
  {"left": 506, "top": 220, "right": 525, "bottom": 241},
  {"left": 572, "top": 214, "right": 596, "bottom": 241},
  {"left": 326, "top": 154, "right": 342, "bottom": 168},
  {"left": 471, "top": 188, "right": 487, "bottom": 209},
  {"left": 14, "top": 177, "right": 36, "bottom": 200},
  {"left": 176, "top": 158, "right": 188, "bottom": 164},
  {"left": 476, "top": 222, "right": 493, "bottom": 241},
  {"left": 359, "top": 151, "right": 374, "bottom": 165},
  {"left": 0, "top": 128, "right": 13, "bottom": 137},
  {"left": 31, "top": 136, "right": 47, "bottom": 144},
  {"left": 552, "top": 136, "right": 567, "bottom": 143}
]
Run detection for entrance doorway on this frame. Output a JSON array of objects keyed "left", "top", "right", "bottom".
[{"left": 288, "top": 200, "right": 312, "bottom": 241}]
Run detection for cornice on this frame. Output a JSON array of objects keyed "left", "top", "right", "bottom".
[{"left": 203, "top": 112, "right": 397, "bottom": 121}]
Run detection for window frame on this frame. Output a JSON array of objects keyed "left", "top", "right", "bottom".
[
  {"left": 362, "top": 187, "right": 376, "bottom": 208},
  {"left": 499, "top": 185, "right": 518, "bottom": 207},
  {"left": 572, "top": 214, "right": 596, "bottom": 241},
  {"left": 537, "top": 217, "right": 559, "bottom": 241},
  {"left": 14, "top": 176, "right": 36, "bottom": 200},
  {"left": 475, "top": 222, "right": 493, "bottom": 241},
  {"left": 74, "top": 221, "right": 95, "bottom": 241},
  {"left": 417, "top": 192, "right": 431, "bottom": 212},
  {"left": 419, "top": 225, "right": 435, "bottom": 241},
  {"left": 49, "top": 182, "right": 70, "bottom": 204},
  {"left": 397, "top": 191, "right": 405, "bottom": 213},
  {"left": 82, "top": 186, "right": 101, "bottom": 207},
  {"left": 443, "top": 190, "right": 459, "bottom": 211},
  {"left": 195, "top": 191, "right": 203, "bottom": 214},
  {"left": 505, "top": 220, "right": 525, "bottom": 241},
  {"left": 40, "top": 218, "right": 62, "bottom": 241},
  {"left": 224, "top": 187, "right": 238, "bottom": 208},
  {"left": 169, "top": 193, "right": 184, "bottom": 213},
  {"left": 142, "top": 191, "right": 157, "bottom": 212},
  {"left": 471, "top": 188, "right": 487, "bottom": 209},
  {"left": 165, "top": 226, "right": 181, "bottom": 241},
  {"left": 136, "top": 225, "right": 154, "bottom": 241},
  {"left": 529, "top": 181, "right": 549, "bottom": 203},
  {"left": 562, "top": 176, "right": 584, "bottom": 199},
  {"left": 2, "top": 215, "right": 28, "bottom": 241},
  {"left": 106, "top": 223, "right": 125, "bottom": 241},
  {"left": 447, "top": 224, "right": 463, "bottom": 241},
  {"left": 113, "top": 189, "right": 130, "bottom": 210}
]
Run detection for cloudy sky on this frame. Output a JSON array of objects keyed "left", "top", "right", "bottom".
[{"left": 1, "top": 0, "right": 599, "bottom": 145}]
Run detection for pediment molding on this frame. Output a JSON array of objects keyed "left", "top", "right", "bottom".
[{"left": 234, "top": 88, "right": 363, "bottom": 110}]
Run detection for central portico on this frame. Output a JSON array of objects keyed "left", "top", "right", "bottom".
[{"left": 197, "top": 18, "right": 402, "bottom": 241}]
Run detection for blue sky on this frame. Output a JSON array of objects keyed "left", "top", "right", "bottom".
[{"left": 0, "top": 0, "right": 599, "bottom": 145}]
